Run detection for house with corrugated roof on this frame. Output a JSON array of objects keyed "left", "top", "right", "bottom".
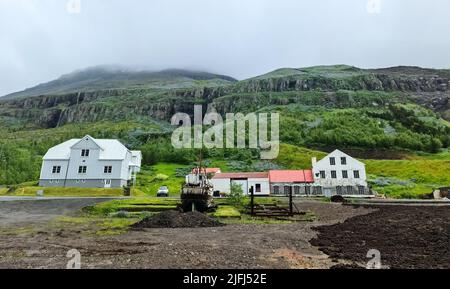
[
  {"left": 268, "top": 170, "right": 317, "bottom": 196},
  {"left": 39, "top": 135, "right": 141, "bottom": 188}
]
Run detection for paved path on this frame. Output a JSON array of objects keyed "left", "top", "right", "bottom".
[
  {"left": 0, "top": 197, "right": 120, "bottom": 226},
  {"left": 0, "top": 196, "right": 130, "bottom": 202}
]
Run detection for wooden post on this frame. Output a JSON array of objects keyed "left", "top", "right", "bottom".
[
  {"left": 250, "top": 186, "right": 254, "bottom": 216},
  {"left": 289, "top": 187, "right": 293, "bottom": 216}
]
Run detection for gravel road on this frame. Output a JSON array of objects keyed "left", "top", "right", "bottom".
[{"left": 0, "top": 198, "right": 118, "bottom": 226}]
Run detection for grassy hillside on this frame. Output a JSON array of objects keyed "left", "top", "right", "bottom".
[{"left": 0, "top": 65, "right": 449, "bottom": 199}]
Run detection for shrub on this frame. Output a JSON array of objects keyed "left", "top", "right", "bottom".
[
  {"left": 155, "top": 174, "right": 169, "bottom": 181},
  {"left": 229, "top": 183, "right": 245, "bottom": 209}
]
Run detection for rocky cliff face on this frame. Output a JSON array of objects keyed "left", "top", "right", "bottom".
[
  {"left": 1, "top": 66, "right": 449, "bottom": 128},
  {"left": 237, "top": 73, "right": 450, "bottom": 93}
]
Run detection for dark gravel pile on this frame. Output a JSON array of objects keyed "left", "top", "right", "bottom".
[
  {"left": 132, "top": 210, "right": 224, "bottom": 229},
  {"left": 311, "top": 205, "right": 450, "bottom": 269}
]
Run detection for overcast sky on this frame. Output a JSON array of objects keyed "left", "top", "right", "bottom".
[{"left": 1, "top": 0, "right": 449, "bottom": 96}]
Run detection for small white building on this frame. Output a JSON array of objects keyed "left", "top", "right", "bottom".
[
  {"left": 211, "top": 172, "right": 270, "bottom": 196},
  {"left": 312, "top": 149, "right": 369, "bottom": 196},
  {"left": 39, "top": 135, "right": 141, "bottom": 188}
]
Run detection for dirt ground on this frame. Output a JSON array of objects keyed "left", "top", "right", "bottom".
[
  {"left": 0, "top": 200, "right": 371, "bottom": 269},
  {"left": 311, "top": 205, "right": 450, "bottom": 269}
]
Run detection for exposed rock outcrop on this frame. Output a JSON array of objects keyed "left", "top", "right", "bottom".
[{"left": 1, "top": 66, "right": 449, "bottom": 127}]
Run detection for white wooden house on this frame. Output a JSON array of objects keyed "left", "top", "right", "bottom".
[
  {"left": 312, "top": 149, "right": 369, "bottom": 196},
  {"left": 211, "top": 172, "right": 270, "bottom": 196},
  {"left": 39, "top": 135, "right": 141, "bottom": 188}
]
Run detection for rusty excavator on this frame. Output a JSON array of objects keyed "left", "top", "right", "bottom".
[{"left": 180, "top": 151, "right": 214, "bottom": 212}]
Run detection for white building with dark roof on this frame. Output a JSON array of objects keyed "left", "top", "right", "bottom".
[{"left": 39, "top": 135, "right": 141, "bottom": 188}]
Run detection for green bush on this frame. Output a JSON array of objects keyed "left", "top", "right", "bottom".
[{"left": 229, "top": 183, "right": 245, "bottom": 209}]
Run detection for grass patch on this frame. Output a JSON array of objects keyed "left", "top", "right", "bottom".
[
  {"left": 275, "top": 144, "right": 327, "bottom": 169},
  {"left": 366, "top": 159, "right": 450, "bottom": 198},
  {"left": 211, "top": 205, "right": 241, "bottom": 218},
  {"left": 0, "top": 226, "right": 38, "bottom": 236},
  {"left": 85, "top": 197, "right": 180, "bottom": 216},
  {"left": 0, "top": 186, "right": 145, "bottom": 197},
  {"left": 219, "top": 211, "right": 316, "bottom": 225},
  {"left": 56, "top": 216, "right": 139, "bottom": 236},
  {"left": 136, "top": 163, "right": 187, "bottom": 196},
  {"left": 211, "top": 197, "right": 317, "bottom": 224}
]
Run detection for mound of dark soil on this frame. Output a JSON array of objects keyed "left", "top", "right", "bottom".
[
  {"left": 330, "top": 195, "right": 345, "bottom": 203},
  {"left": 311, "top": 205, "right": 450, "bottom": 269},
  {"left": 132, "top": 210, "right": 224, "bottom": 229}
]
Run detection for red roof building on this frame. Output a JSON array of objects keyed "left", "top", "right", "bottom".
[{"left": 268, "top": 170, "right": 314, "bottom": 183}]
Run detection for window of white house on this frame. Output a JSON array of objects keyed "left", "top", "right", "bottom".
[
  {"left": 354, "top": 170, "right": 360, "bottom": 178},
  {"left": 273, "top": 186, "right": 280, "bottom": 194},
  {"left": 52, "top": 166, "right": 61, "bottom": 174},
  {"left": 104, "top": 166, "right": 113, "bottom": 174},
  {"left": 305, "top": 186, "right": 311, "bottom": 195},
  {"left": 341, "top": 157, "right": 347, "bottom": 165},
  {"left": 331, "top": 171, "right": 337, "bottom": 179},
  {"left": 81, "top": 149, "right": 90, "bottom": 157},
  {"left": 346, "top": 186, "right": 354, "bottom": 194},
  {"left": 358, "top": 186, "right": 366, "bottom": 194},
  {"left": 255, "top": 183, "right": 261, "bottom": 193},
  {"left": 330, "top": 157, "right": 336, "bottom": 165},
  {"left": 312, "top": 186, "right": 323, "bottom": 195},
  {"left": 342, "top": 170, "right": 348, "bottom": 178},
  {"left": 78, "top": 166, "right": 87, "bottom": 174},
  {"left": 320, "top": 171, "right": 326, "bottom": 178},
  {"left": 284, "top": 186, "right": 291, "bottom": 195},
  {"left": 294, "top": 186, "right": 300, "bottom": 195}
]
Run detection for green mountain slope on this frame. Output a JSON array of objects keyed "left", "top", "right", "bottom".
[
  {"left": 0, "top": 65, "right": 449, "bottom": 198},
  {"left": 1, "top": 66, "right": 237, "bottom": 100}
]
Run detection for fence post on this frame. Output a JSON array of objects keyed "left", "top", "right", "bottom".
[
  {"left": 289, "top": 188, "right": 293, "bottom": 215},
  {"left": 250, "top": 187, "right": 254, "bottom": 216}
]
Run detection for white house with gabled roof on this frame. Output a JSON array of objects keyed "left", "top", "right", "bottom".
[
  {"left": 312, "top": 149, "right": 369, "bottom": 196},
  {"left": 39, "top": 135, "right": 141, "bottom": 188}
]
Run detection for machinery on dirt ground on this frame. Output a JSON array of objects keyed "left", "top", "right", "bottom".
[{"left": 180, "top": 166, "right": 214, "bottom": 212}]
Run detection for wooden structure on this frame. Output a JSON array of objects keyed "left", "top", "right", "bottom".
[{"left": 249, "top": 186, "right": 300, "bottom": 217}]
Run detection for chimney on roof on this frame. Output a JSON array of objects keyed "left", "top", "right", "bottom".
[{"left": 311, "top": 157, "right": 317, "bottom": 166}]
